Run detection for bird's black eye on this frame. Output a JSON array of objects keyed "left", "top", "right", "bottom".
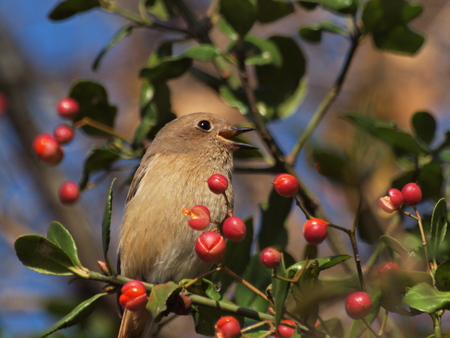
[{"left": 197, "top": 120, "right": 212, "bottom": 131}]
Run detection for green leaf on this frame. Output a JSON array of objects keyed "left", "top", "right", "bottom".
[
  {"left": 213, "top": 217, "right": 253, "bottom": 294},
  {"left": 219, "top": 86, "right": 249, "bottom": 116},
  {"left": 134, "top": 82, "right": 176, "bottom": 146},
  {"left": 235, "top": 255, "right": 271, "bottom": 312},
  {"left": 229, "top": 35, "right": 282, "bottom": 67},
  {"left": 183, "top": 278, "right": 222, "bottom": 301},
  {"left": 344, "top": 113, "right": 423, "bottom": 155},
  {"left": 48, "top": 0, "right": 99, "bottom": 21},
  {"left": 436, "top": 259, "right": 450, "bottom": 291},
  {"left": 147, "top": 282, "right": 182, "bottom": 323},
  {"left": 291, "top": 262, "right": 320, "bottom": 327},
  {"left": 299, "top": 21, "right": 349, "bottom": 43},
  {"left": 294, "top": 0, "right": 355, "bottom": 13},
  {"left": 379, "top": 235, "right": 409, "bottom": 257},
  {"left": 102, "top": 179, "right": 116, "bottom": 274},
  {"left": 219, "top": 0, "right": 257, "bottom": 36},
  {"left": 272, "top": 255, "right": 290, "bottom": 327},
  {"left": 69, "top": 80, "right": 117, "bottom": 137},
  {"left": 40, "top": 293, "right": 107, "bottom": 337},
  {"left": 286, "top": 255, "right": 351, "bottom": 276},
  {"left": 47, "top": 222, "right": 82, "bottom": 268},
  {"left": 15, "top": 235, "right": 78, "bottom": 276},
  {"left": 403, "top": 283, "right": 450, "bottom": 313},
  {"left": 362, "top": 0, "right": 424, "bottom": 55},
  {"left": 182, "top": 45, "right": 221, "bottom": 62},
  {"left": 92, "top": 25, "right": 134, "bottom": 71},
  {"left": 217, "top": 17, "right": 238, "bottom": 41},
  {"left": 79, "top": 146, "right": 121, "bottom": 190},
  {"left": 256, "top": 0, "right": 294, "bottom": 23},
  {"left": 430, "top": 198, "right": 448, "bottom": 260},
  {"left": 258, "top": 188, "right": 291, "bottom": 250},
  {"left": 411, "top": 111, "right": 436, "bottom": 145},
  {"left": 255, "top": 36, "right": 306, "bottom": 120},
  {"left": 140, "top": 57, "right": 192, "bottom": 82},
  {"left": 145, "top": 0, "right": 179, "bottom": 20}
]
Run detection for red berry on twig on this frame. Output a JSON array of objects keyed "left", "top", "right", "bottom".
[
  {"left": 215, "top": 316, "right": 241, "bottom": 338},
  {"left": 57, "top": 97, "right": 79, "bottom": 120},
  {"left": 345, "top": 292, "right": 372, "bottom": 320},
  {"left": 195, "top": 231, "right": 226, "bottom": 262},
  {"left": 183, "top": 205, "right": 211, "bottom": 231},
  {"left": 303, "top": 218, "right": 328, "bottom": 245},
  {"left": 119, "top": 280, "right": 148, "bottom": 312},
  {"left": 273, "top": 173, "right": 299, "bottom": 198},
  {"left": 53, "top": 124, "right": 75, "bottom": 145},
  {"left": 276, "top": 319, "right": 296, "bottom": 338},
  {"left": 401, "top": 183, "right": 422, "bottom": 205},
  {"left": 59, "top": 181, "right": 80, "bottom": 204},
  {"left": 207, "top": 174, "right": 229, "bottom": 194},
  {"left": 222, "top": 216, "right": 246, "bottom": 242},
  {"left": 260, "top": 247, "right": 282, "bottom": 269},
  {"left": 33, "top": 133, "right": 64, "bottom": 165},
  {"left": 378, "top": 261, "right": 400, "bottom": 277}
]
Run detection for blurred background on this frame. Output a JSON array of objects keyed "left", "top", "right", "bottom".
[{"left": 1, "top": 0, "right": 450, "bottom": 337}]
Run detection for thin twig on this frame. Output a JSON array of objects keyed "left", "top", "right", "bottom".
[{"left": 286, "top": 29, "right": 361, "bottom": 166}]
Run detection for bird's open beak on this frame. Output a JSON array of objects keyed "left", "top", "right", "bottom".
[{"left": 218, "top": 127, "right": 258, "bottom": 150}]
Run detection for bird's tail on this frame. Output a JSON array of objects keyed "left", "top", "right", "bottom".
[{"left": 118, "top": 308, "right": 153, "bottom": 338}]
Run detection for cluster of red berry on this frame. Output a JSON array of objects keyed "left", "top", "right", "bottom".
[
  {"left": 32, "top": 98, "right": 80, "bottom": 204},
  {"left": 182, "top": 174, "right": 247, "bottom": 263},
  {"left": 378, "top": 182, "right": 422, "bottom": 213}
]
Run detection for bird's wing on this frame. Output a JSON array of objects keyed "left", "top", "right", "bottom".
[{"left": 126, "top": 151, "right": 157, "bottom": 204}]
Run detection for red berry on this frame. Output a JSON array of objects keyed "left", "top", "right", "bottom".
[
  {"left": 183, "top": 205, "right": 211, "bottom": 231},
  {"left": 345, "top": 292, "right": 372, "bottom": 320},
  {"left": 53, "top": 124, "right": 75, "bottom": 145},
  {"left": 303, "top": 218, "right": 328, "bottom": 245},
  {"left": 119, "top": 280, "right": 147, "bottom": 312},
  {"left": 57, "top": 97, "right": 79, "bottom": 120},
  {"left": 33, "top": 133, "right": 64, "bottom": 165},
  {"left": 222, "top": 216, "right": 246, "bottom": 242},
  {"left": 379, "top": 188, "right": 403, "bottom": 213},
  {"left": 401, "top": 183, "right": 422, "bottom": 205},
  {"left": 207, "top": 174, "right": 229, "bottom": 194},
  {"left": 260, "top": 248, "right": 282, "bottom": 269},
  {"left": 388, "top": 189, "right": 403, "bottom": 208},
  {"left": 59, "top": 181, "right": 80, "bottom": 204},
  {"left": 195, "top": 231, "right": 226, "bottom": 262},
  {"left": 273, "top": 173, "right": 299, "bottom": 198},
  {"left": 378, "top": 261, "right": 400, "bottom": 277},
  {"left": 215, "top": 316, "right": 241, "bottom": 338},
  {"left": 277, "top": 319, "right": 296, "bottom": 338}
]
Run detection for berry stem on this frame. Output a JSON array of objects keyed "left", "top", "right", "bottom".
[
  {"left": 413, "top": 206, "right": 431, "bottom": 274},
  {"left": 182, "top": 266, "right": 222, "bottom": 289},
  {"left": 397, "top": 208, "right": 420, "bottom": 221},
  {"left": 222, "top": 265, "right": 270, "bottom": 303},
  {"left": 431, "top": 313, "right": 443, "bottom": 338},
  {"left": 74, "top": 117, "right": 132, "bottom": 143},
  {"left": 350, "top": 201, "right": 366, "bottom": 292},
  {"left": 286, "top": 24, "right": 361, "bottom": 166},
  {"left": 362, "top": 318, "right": 381, "bottom": 338}
]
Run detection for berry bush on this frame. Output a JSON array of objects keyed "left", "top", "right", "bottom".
[{"left": 12, "top": 0, "right": 450, "bottom": 337}]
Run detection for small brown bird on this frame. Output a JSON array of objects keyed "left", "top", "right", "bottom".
[{"left": 117, "top": 113, "right": 255, "bottom": 337}]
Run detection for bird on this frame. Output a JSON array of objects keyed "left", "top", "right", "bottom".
[{"left": 117, "top": 112, "right": 255, "bottom": 337}]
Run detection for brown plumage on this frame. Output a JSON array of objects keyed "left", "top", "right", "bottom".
[{"left": 117, "top": 113, "right": 254, "bottom": 337}]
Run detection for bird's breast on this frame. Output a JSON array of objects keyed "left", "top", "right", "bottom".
[{"left": 119, "top": 152, "right": 233, "bottom": 283}]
